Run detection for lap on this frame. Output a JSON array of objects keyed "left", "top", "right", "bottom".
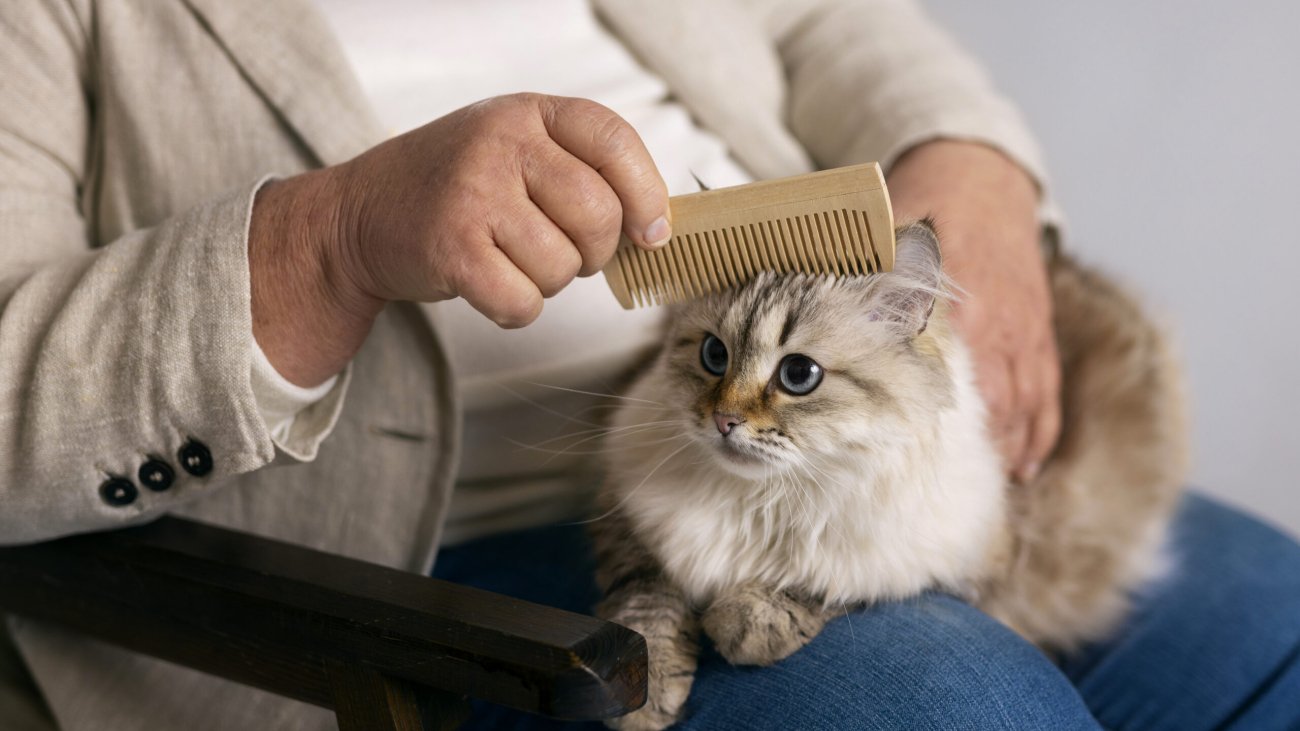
[
  {"left": 1061, "top": 494, "right": 1300, "bottom": 731},
  {"left": 681, "top": 594, "right": 1097, "bottom": 731},
  {"left": 432, "top": 493, "right": 1300, "bottom": 730}
]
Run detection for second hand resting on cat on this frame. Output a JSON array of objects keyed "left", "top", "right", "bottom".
[{"left": 590, "top": 221, "right": 1187, "bottom": 731}]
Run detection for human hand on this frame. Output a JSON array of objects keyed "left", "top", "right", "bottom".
[
  {"left": 326, "top": 92, "right": 670, "bottom": 326},
  {"left": 251, "top": 93, "right": 669, "bottom": 386},
  {"left": 886, "top": 140, "right": 1060, "bottom": 483}
]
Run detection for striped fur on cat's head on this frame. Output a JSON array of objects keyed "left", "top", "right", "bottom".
[{"left": 651, "top": 220, "right": 957, "bottom": 479}]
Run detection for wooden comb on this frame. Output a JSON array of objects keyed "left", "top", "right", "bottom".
[{"left": 603, "top": 162, "right": 896, "bottom": 308}]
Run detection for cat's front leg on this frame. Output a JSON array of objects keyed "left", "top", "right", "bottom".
[
  {"left": 598, "top": 586, "right": 698, "bottom": 731},
  {"left": 701, "top": 582, "right": 829, "bottom": 666},
  {"left": 592, "top": 510, "right": 699, "bottom": 731}
]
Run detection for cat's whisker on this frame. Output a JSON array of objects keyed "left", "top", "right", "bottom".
[
  {"left": 792, "top": 452, "right": 838, "bottom": 484},
  {"left": 839, "top": 600, "right": 857, "bottom": 646},
  {"left": 577, "top": 403, "right": 677, "bottom": 413},
  {"left": 570, "top": 405, "right": 676, "bottom": 422},
  {"left": 777, "top": 471, "right": 802, "bottom": 522},
  {"left": 522, "top": 381, "right": 669, "bottom": 406},
  {"left": 495, "top": 383, "right": 604, "bottom": 429},
  {"left": 514, "top": 419, "right": 682, "bottom": 451},
  {"left": 794, "top": 455, "right": 856, "bottom": 510},
  {"left": 566, "top": 405, "right": 677, "bottom": 427},
  {"left": 568, "top": 440, "right": 696, "bottom": 526},
  {"left": 507, "top": 433, "right": 692, "bottom": 458},
  {"left": 765, "top": 461, "right": 814, "bottom": 534},
  {"left": 784, "top": 458, "right": 861, "bottom": 579},
  {"left": 772, "top": 471, "right": 800, "bottom": 544},
  {"left": 605, "top": 419, "right": 688, "bottom": 430},
  {"left": 514, "top": 424, "right": 636, "bottom": 449},
  {"left": 764, "top": 473, "right": 795, "bottom": 546},
  {"left": 749, "top": 470, "right": 779, "bottom": 550},
  {"left": 513, "top": 424, "right": 687, "bottom": 466},
  {"left": 794, "top": 458, "right": 856, "bottom": 553},
  {"left": 759, "top": 470, "right": 786, "bottom": 548},
  {"left": 789, "top": 476, "right": 821, "bottom": 546},
  {"left": 753, "top": 468, "right": 779, "bottom": 549}
]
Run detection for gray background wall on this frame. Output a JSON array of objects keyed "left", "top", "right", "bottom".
[{"left": 923, "top": 1, "right": 1300, "bottom": 535}]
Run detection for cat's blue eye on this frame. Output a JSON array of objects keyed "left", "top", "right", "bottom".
[
  {"left": 778, "top": 354, "right": 824, "bottom": 395},
  {"left": 700, "top": 334, "right": 728, "bottom": 376}
]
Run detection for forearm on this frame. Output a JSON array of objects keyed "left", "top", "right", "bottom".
[
  {"left": 755, "top": 0, "right": 1049, "bottom": 193},
  {"left": 887, "top": 140, "right": 1040, "bottom": 251},
  {"left": 0, "top": 184, "right": 280, "bottom": 544},
  {"left": 248, "top": 168, "right": 385, "bottom": 387}
]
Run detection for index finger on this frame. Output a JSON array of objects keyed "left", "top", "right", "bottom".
[{"left": 537, "top": 96, "right": 671, "bottom": 250}]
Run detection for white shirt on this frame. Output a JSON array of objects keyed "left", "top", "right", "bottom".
[{"left": 257, "top": 0, "right": 754, "bottom": 543}]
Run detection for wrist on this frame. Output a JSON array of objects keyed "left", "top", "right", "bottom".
[
  {"left": 885, "top": 140, "right": 1046, "bottom": 297},
  {"left": 887, "top": 139, "right": 1039, "bottom": 220},
  {"left": 249, "top": 169, "right": 384, "bottom": 387},
  {"left": 305, "top": 165, "right": 388, "bottom": 320}
]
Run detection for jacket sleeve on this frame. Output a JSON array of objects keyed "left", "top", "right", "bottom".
[
  {"left": 0, "top": 4, "right": 346, "bottom": 544},
  {"left": 743, "top": 0, "right": 1062, "bottom": 229}
]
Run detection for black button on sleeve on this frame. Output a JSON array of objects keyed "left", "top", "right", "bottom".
[
  {"left": 177, "top": 440, "right": 213, "bottom": 477},
  {"left": 99, "top": 477, "right": 138, "bottom": 507},
  {"left": 138, "top": 459, "right": 175, "bottom": 492}
]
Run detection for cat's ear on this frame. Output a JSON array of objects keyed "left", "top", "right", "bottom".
[{"left": 867, "top": 220, "right": 944, "bottom": 336}]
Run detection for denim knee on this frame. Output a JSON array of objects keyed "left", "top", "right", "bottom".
[
  {"left": 1064, "top": 493, "right": 1300, "bottom": 731},
  {"left": 678, "top": 592, "right": 1100, "bottom": 731}
]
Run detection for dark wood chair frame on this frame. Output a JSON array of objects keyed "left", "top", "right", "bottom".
[{"left": 0, "top": 516, "right": 647, "bottom": 730}]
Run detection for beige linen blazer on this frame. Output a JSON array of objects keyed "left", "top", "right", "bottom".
[{"left": 0, "top": 0, "right": 1048, "bottom": 728}]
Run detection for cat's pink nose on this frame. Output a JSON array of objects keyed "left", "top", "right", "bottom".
[{"left": 713, "top": 412, "right": 745, "bottom": 436}]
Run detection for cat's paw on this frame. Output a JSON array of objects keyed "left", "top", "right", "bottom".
[
  {"left": 602, "top": 632, "right": 695, "bottom": 731},
  {"left": 701, "top": 583, "right": 826, "bottom": 666},
  {"left": 602, "top": 596, "right": 698, "bottom": 731},
  {"left": 606, "top": 697, "right": 685, "bottom": 731}
]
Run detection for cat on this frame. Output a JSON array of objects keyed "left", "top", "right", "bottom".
[{"left": 590, "top": 220, "right": 1188, "bottom": 731}]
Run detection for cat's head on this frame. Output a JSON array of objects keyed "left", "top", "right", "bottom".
[{"left": 655, "top": 220, "right": 958, "bottom": 479}]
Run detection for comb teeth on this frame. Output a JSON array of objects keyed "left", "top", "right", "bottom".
[
  {"left": 608, "top": 210, "right": 884, "bottom": 307},
  {"left": 603, "top": 163, "right": 896, "bottom": 309}
]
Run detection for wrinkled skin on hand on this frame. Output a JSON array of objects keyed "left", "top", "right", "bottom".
[
  {"left": 250, "top": 92, "right": 670, "bottom": 386},
  {"left": 330, "top": 92, "right": 672, "bottom": 327},
  {"left": 887, "top": 140, "right": 1061, "bottom": 483}
]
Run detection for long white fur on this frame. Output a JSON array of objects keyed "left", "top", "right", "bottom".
[{"left": 602, "top": 286, "right": 1007, "bottom": 608}]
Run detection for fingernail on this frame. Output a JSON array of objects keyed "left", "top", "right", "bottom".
[{"left": 644, "top": 216, "right": 671, "bottom": 248}]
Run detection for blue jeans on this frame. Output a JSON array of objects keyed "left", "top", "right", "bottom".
[{"left": 432, "top": 494, "right": 1300, "bottom": 730}]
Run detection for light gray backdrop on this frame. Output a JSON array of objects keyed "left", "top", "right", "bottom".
[{"left": 924, "top": 1, "right": 1300, "bottom": 535}]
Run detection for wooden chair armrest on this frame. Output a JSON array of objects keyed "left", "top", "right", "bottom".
[{"left": 0, "top": 516, "right": 646, "bottom": 729}]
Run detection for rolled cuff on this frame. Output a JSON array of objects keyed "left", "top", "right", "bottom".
[{"left": 249, "top": 336, "right": 348, "bottom": 462}]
